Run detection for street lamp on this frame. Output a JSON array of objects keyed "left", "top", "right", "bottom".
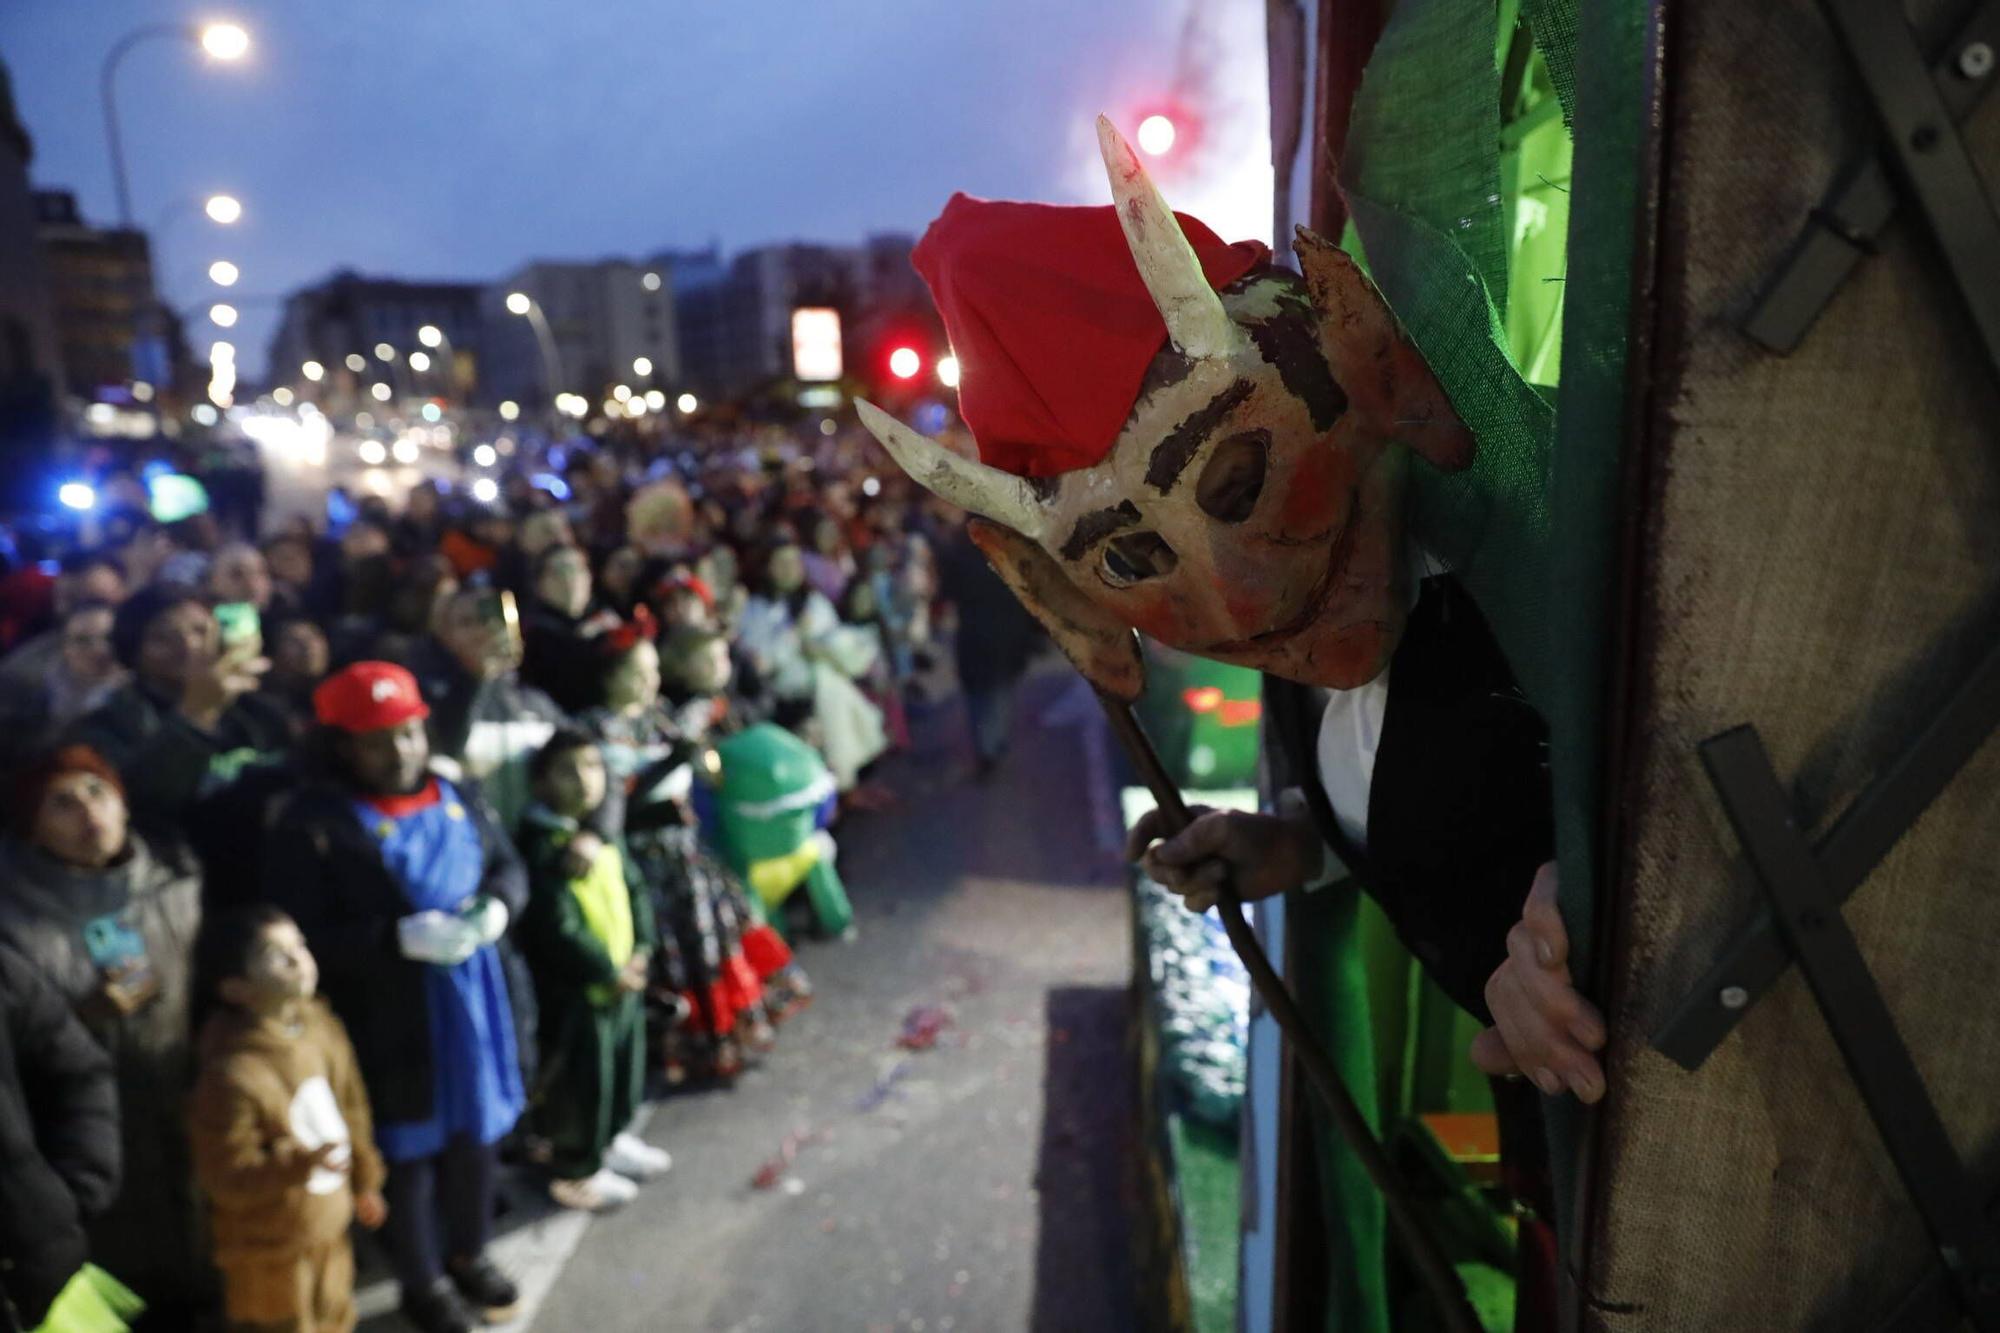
[
  {"left": 209, "top": 303, "right": 238, "bottom": 328},
  {"left": 101, "top": 21, "right": 252, "bottom": 226},
  {"left": 208, "top": 260, "right": 239, "bottom": 287},
  {"left": 505, "top": 291, "right": 565, "bottom": 400},
  {"left": 204, "top": 193, "right": 242, "bottom": 224},
  {"left": 417, "top": 324, "right": 443, "bottom": 349},
  {"left": 301, "top": 360, "right": 325, "bottom": 382},
  {"left": 633, "top": 356, "right": 653, "bottom": 378}
]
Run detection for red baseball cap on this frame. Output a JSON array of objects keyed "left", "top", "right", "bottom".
[
  {"left": 313, "top": 661, "right": 431, "bottom": 733},
  {"left": 912, "top": 193, "right": 1269, "bottom": 478}
]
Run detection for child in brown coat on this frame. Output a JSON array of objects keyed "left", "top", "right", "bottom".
[{"left": 188, "top": 906, "right": 387, "bottom": 1333}]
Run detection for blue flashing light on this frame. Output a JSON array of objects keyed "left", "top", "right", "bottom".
[
  {"left": 530, "top": 472, "right": 572, "bottom": 501},
  {"left": 58, "top": 482, "right": 97, "bottom": 512}
]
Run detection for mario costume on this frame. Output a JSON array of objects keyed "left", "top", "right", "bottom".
[{"left": 263, "top": 662, "right": 527, "bottom": 1324}]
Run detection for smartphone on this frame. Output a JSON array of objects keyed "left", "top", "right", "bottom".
[{"left": 214, "top": 601, "right": 262, "bottom": 653}]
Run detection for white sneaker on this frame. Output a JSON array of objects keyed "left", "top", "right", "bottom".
[
  {"left": 548, "top": 1167, "right": 639, "bottom": 1212},
  {"left": 605, "top": 1131, "right": 673, "bottom": 1180}
]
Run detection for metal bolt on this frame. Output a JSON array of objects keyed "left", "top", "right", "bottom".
[
  {"left": 1960, "top": 41, "right": 1995, "bottom": 80},
  {"left": 1719, "top": 985, "right": 1750, "bottom": 1011}
]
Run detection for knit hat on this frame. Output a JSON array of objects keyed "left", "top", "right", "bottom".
[
  {"left": 10, "top": 745, "right": 124, "bottom": 836},
  {"left": 312, "top": 661, "right": 430, "bottom": 733},
  {"left": 911, "top": 192, "right": 1268, "bottom": 478}
]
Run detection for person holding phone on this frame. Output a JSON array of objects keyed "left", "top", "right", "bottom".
[
  {"left": 0, "top": 746, "right": 210, "bottom": 1320},
  {"left": 67, "top": 584, "right": 291, "bottom": 836}
]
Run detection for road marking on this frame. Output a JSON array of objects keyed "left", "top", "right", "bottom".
[{"left": 356, "top": 1106, "right": 657, "bottom": 1329}]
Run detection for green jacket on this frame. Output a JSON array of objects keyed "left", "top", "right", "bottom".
[{"left": 516, "top": 806, "right": 658, "bottom": 1008}]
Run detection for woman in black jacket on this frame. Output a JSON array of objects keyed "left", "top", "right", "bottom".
[{"left": 0, "top": 940, "right": 119, "bottom": 1332}]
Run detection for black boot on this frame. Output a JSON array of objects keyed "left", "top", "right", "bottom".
[
  {"left": 447, "top": 1253, "right": 522, "bottom": 1324},
  {"left": 400, "top": 1278, "right": 475, "bottom": 1333}
]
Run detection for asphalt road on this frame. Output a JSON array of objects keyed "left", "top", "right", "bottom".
[{"left": 360, "top": 665, "right": 1144, "bottom": 1333}]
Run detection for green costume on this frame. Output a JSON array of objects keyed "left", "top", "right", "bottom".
[
  {"left": 705, "top": 723, "right": 854, "bottom": 938},
  {"left": 517, "top": 809, "right": 659, "bottom": 1180}
]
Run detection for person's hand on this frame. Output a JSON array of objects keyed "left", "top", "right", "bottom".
[
  {"left": 1469, "top": 863, "right": 1607, "bottom": 1103},
  {"left": 1125, "top": 806, "right": 1325, "bottom": 913},
  {"left": 617, "top": 951, "right": 650, "bottom": 994},
  {"left": 179, "top": 644, "right": 268, "bottom": 731},
  {"left": 354, "top": 1189, "right": 387, "bottom": 1230},
  {"left": 89, "top": 963, "right": 162, "bottom": 1020},
  {"left": 397, "top": 910, "right": 483, "bottom": 966},
  {"left": 460, "top": 895, "right": 510, "bottom": 946},
  {"left": 564, "top": 831, "right": 605, "bottom": 878}
]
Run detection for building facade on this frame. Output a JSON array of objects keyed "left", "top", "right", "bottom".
[
  {"left": 664, "top": 233, "right": 929, "bottom": 402},
  {"left": 267, "top": 271, "right": 485, "bottom": 412},
  {"left": 480, "top": 259, "right": 679, "bottom": 409},
  {"left": 32, "top": 189, "right": 157, "bottom": 403},
  {"left": 0, "top": 61, "right": 62, "bottom": 442}
]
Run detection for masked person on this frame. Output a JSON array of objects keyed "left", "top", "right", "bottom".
[
  {"left": 857, "top": 122, "right": 1600, "bottom": 1107},
  {"left": 261, "top": 663, "right": 525, "bottom": 1333},
  {"left": 0, "top": 746, "right": 207, "bottom": 1320}
]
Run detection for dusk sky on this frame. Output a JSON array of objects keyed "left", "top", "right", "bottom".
[{"left": 2, "top": 0, "right": 1272, "bottom": 379}]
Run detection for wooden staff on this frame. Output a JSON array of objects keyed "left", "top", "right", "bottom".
[{"left": 1101, "top": 693, "right": 1481, "bottom": 1333}]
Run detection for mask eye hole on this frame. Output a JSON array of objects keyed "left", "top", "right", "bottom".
[
  {"left": 1196, "top": 430, "right": 1270, "bottom": 524},
  {"left": 1100, "top": 531, "right": 1178, "bottom": 587}
]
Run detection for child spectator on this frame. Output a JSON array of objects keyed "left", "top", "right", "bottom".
[
  {"left": 517, "top": 729, "right": 670, "bottom": 1212},
  {"left": 188, "top": 906, "right": 386, "bottom": 1333}
]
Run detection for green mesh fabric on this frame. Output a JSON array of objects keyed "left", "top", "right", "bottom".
[{"left": 1337, "top": 0, "right": 1561, "bottom": 711}]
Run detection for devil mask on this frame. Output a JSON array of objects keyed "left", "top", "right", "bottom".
[{"left": 858, "top": 117, "right": 1473, "bottom": 701}]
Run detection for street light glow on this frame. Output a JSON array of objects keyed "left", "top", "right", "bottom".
[
  {"left": 505, "top": 292, "right": 531, "bottom": 316},
  {"left": 888, "top": 346, "right": 922, "bottom": 380},
  {"left": 497, "top": 402, "right": 519, "bottom": 422},
  {"left": 1136, "top": 114, "right": 1177, "bottom": 156},
  {"left": 408, "top": 351, "right": 432, "bottom": 373},
  {"left": 644, "top": 389, "right": 666, "bottom": 411},
  {"left": 204, "top": 194, "right": 242, "bottom": 224},
  {"left": 59, "top": 482, "right": 96, "bottom": 512},
  {"left": 633, "top": 356, "right": 653, "bottom": 377},
  {"left": 199, "top": 22, "right": 251, "bottom": 61},
  {"left": 641, "top": 271, "right": 662, "bottom": 293},
  {"left": 472, "top": 477, "right": 499, "bottom": 503},
  {"left": 358, "top": 440, "right": 387, "bottom": 465},
  {"left": 301, "top": 360, "right": 324, "bottom": 381},
  {"left": 370, "top": 382, "right": 392, "bottom": 402},
  {"left": 612, "top": 384, "right": 632, "bottom": 403},
  {"left": 417, "top": 325, "right": 443, "bottom": 348},
  {"left": 393, "top": 437, "right": 421, "bottom": 464},
  {"left": 473, "top": 443, "right": 498, "bottom": 466},
  {"left": 208, "top": 260, "right": 239, "bottom": 287},
  {"left": 374, "top": 343, "right": 395, "bottom": 362},
  {"left": 210, "top": 340, "right": 236, "bottom": 363},
  {"left": 192, "top": 403, "right": 220, "bottom": 426},
  {"left": 936, "top": 354, "right": 961, "bottom": 388},
  {"left": 271, "top": 386, "right": 294, "bottom": 406},
  {"left": 209, "top": 303, "right": 238, "bottom": 328},
  {"left": 344, "top": 353, "right": 367, "bottom": 373}
]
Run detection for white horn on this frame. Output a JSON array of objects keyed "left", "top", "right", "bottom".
[
  {"left": 855, "top": 399, "right": 1048, "bottom": 539},
  {"left": 1096, "top": 115, "right": 1239, "bottom": 360}
]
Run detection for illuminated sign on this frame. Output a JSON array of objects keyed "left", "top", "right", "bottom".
[{"left": 791, "top": 307, "right": 843, "bottom": 382}]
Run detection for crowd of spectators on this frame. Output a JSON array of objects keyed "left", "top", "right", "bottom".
[{"left": 0, "top": 419, "right": 1041, "bottom": 1333}]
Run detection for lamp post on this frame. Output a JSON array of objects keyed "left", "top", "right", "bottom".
[
  {"left": 101, "top": 22, "right": 250, "bottom": 227},
  {"left": 416, "top": 323, "right": 459, "bottom": 398},
  {"left": 505, "top": 291, "right": 565, "bottom": 403}
]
